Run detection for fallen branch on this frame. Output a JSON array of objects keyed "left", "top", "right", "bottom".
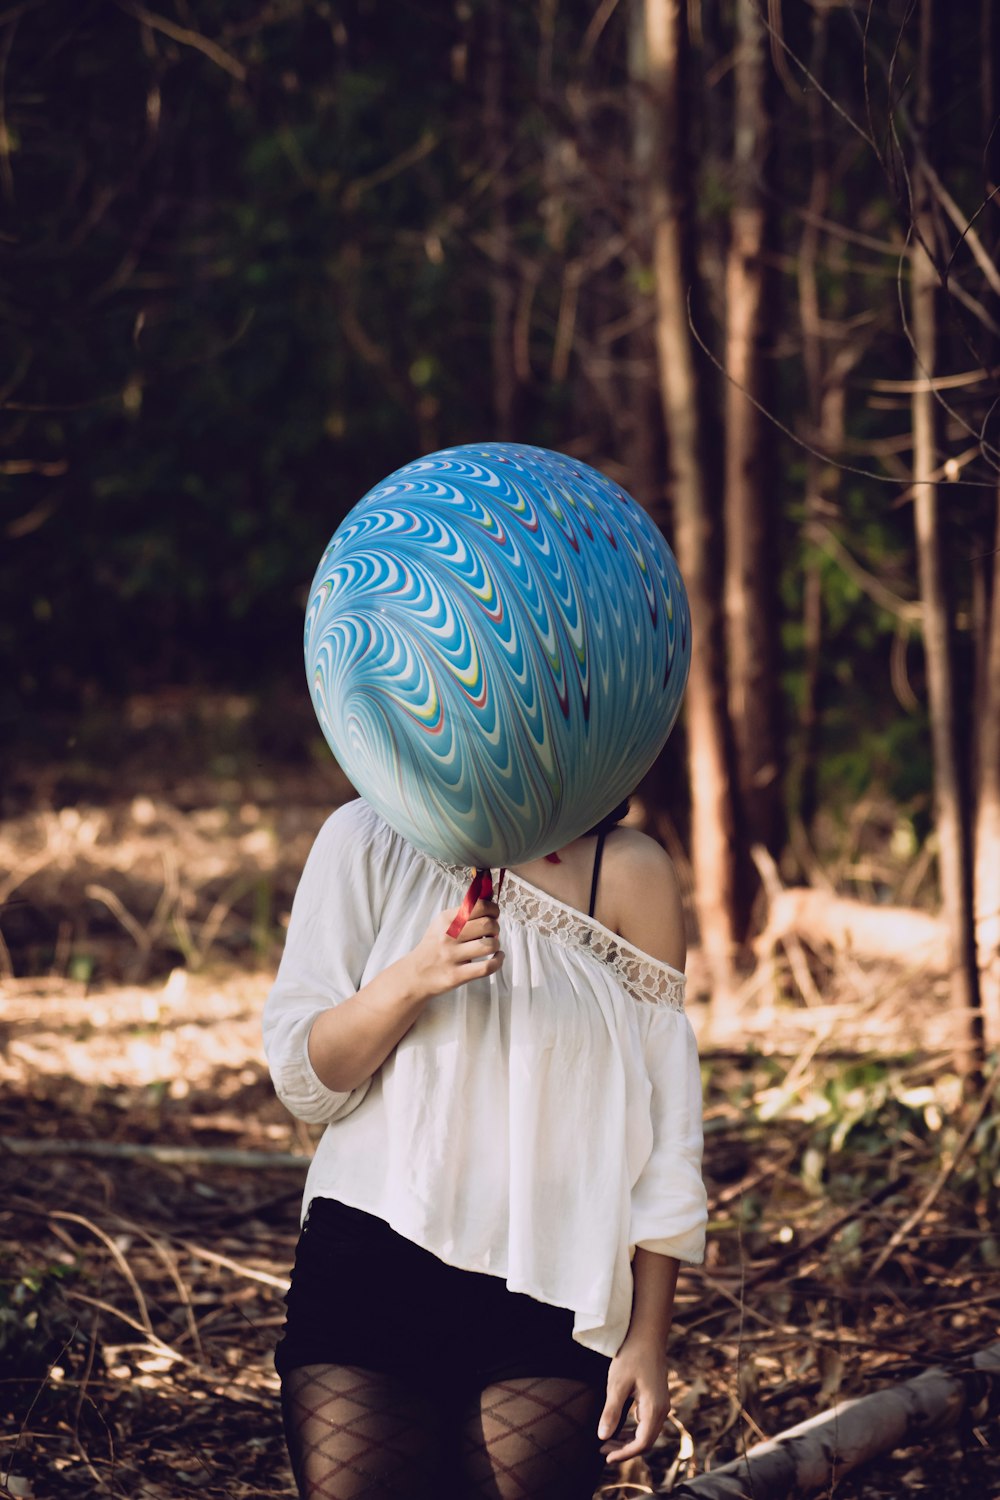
[
  {"left": 0, "top": 1137, "right": 310, "bottom": 1169},
  {"left": 670, "top": 1342, "right": 1000, "bottom": 1498}
]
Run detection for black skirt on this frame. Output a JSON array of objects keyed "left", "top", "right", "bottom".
[{"left": 274, "top": 1197, "right": 610, "bottom": 1393}]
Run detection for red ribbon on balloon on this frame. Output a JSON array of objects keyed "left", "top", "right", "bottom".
[{"left": 447, "top": 866, "right": 506, "bottom": 937}]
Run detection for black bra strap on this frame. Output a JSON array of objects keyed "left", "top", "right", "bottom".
[{"left": 588, "top": 831, "right": 608, "bottom": 919}]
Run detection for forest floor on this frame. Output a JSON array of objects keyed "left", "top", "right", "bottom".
[{"left": 1, "top": 702, "right": 998, "bottom": 1499}]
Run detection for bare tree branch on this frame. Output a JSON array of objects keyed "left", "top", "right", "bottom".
[
  {"left": 688, "top": 292, "right": 997, "bottom": 489},
  {"left": 807, "top": 520, "right": 921, "bottom": 623},
  {"left": 113, "top": 1, "right": 247, "bottom": 80}
]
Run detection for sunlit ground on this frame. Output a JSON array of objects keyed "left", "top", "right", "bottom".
[{"left": 1, "top": 735, "right": 997, "bottom": 1498}]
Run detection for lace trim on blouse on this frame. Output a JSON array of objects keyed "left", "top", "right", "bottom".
[
  {"left": 434, "top": 859, "right": 686, "bottom": 1012},
  {"left": 502, "top": 874, "right": 686, "bottom": 1011}
]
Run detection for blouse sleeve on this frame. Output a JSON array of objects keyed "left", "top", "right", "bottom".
[
  {"left": 629, "top": 1002, "right": 708, "bottom": 1263},
  {"left": 262, "top": 800, "right": 385, "bottom": 1126}
]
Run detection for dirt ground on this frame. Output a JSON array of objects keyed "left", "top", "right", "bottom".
[{"left": 1, "top": 735, "right": 998, "bottom": 1498}]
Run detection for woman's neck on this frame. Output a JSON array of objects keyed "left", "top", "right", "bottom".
[{"left": 509, "top": 835, "right": 603, "bottom": 921}]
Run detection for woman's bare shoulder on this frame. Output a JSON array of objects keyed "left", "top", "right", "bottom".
[{"left": 602, "top": 828, "right": 686, "bottom": 972}]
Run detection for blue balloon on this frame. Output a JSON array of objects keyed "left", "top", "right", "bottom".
[{"left": 305, "top": 443, "right": 690, "bottom": 867}]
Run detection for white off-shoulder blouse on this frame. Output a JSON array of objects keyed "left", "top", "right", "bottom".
[{"left": 263, "top": 798, "right": 707, "bottom": 1359}]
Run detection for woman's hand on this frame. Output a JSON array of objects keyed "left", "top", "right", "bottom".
[
  {"left": 306, "top": 898, "right": 503, "bottom": 1095},
  {"left": 597, "top": 1334, "right": 672, "bottom": 1464},
  {"left": 410, "top": 898, "right": 504, "bottom": 999}
]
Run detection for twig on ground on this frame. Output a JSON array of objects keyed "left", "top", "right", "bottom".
[
  {"left": 177, "top": 1242, "right": 290, "bottom": 1293},
  {"left": 51, "top": 1210, "right": 156, "bottom": 1338}
]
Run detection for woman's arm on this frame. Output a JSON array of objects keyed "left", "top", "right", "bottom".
[
  {"left": 598, "top": 1249, "right": 679, "bottom": 1462},
  {"left": 597, "top": 831, "right": 691, "bottom": 1458},
  {"left": 306, "top": 898, "right": 503, "bottom": 1092}
]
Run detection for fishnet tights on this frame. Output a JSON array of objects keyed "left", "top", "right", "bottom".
[
  {"left": 281, "top": 1365, "right": 442, "bottom": 1499},
  {"left": 281, "top": 1364, "right": 605, "bottom": 1499},
  {"left": 460, "top": 1375, "right": 606, "bottom": 1499}
]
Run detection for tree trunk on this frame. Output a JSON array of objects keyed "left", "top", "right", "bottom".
[
  {"left": 626, "top": 2, "right": 667, "bottom": 526},
  {"left": 795, "top": 3, "right": 833, "bottom": 842},
  {"left": 724, "top": 0, "right": 782, "bottom": 856},
  {"left": 484, "top": 0, "right": 517, "bottom": 439},
  {"left": 641, "top": 0, "right": 746, "bottom": 998},
  {"left": 910, "top": 0, "right": 985, "bottom": 1081},
  {"left": 975, "top": 488, "right": 1000, "bottom": 1043},
  {"left": 973, "top": 0, "right": 1000, "bottom": 1045}
]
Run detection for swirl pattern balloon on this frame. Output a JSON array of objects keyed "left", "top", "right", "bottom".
[{"left": 305, "top": 443, "right": 690, "bottom": 867}]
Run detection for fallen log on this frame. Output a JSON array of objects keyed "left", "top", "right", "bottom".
[
  {"left": 0, "top": 1136, "right": 310, "bottom": 1169},
  {"left": 755, "top": 887, "right": 948, "bottom": 968},
  {"left": 669, "top": 1342, "right": 1000, "bottom": 1498},
  {"left": 751, "top": 846, "right": 949, "bottom": 972}
]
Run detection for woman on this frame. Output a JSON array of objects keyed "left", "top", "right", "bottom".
[{"left": 264, "top": 796, "right": 707, "bottom": 1499}]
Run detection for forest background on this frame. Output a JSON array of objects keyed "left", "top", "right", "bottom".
[{"left": 2, "top": 2, "right": 999, "bottom": 1498}]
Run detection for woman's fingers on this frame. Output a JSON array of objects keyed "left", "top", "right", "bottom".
[
  {"left": 459, "top": 917, "right": 500, "bottom": 941},
  {"left": 452, "top": 912, "right": 500, "bottom": 957},
  {"left": 430, "top": 900, "right": 504, "bottom": 985},
  {"left": 599, "top": 1365, "right": 670, "bottom": 1463},
  {"left": 415, "top": 902, "right": 505, "bottom": 995},
  {"left": 600, "top": 1394, "right": 670, "bottom": 1464},
  {"left": 597, "top": 1380, "right": 631, "bottom": 1444}
]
